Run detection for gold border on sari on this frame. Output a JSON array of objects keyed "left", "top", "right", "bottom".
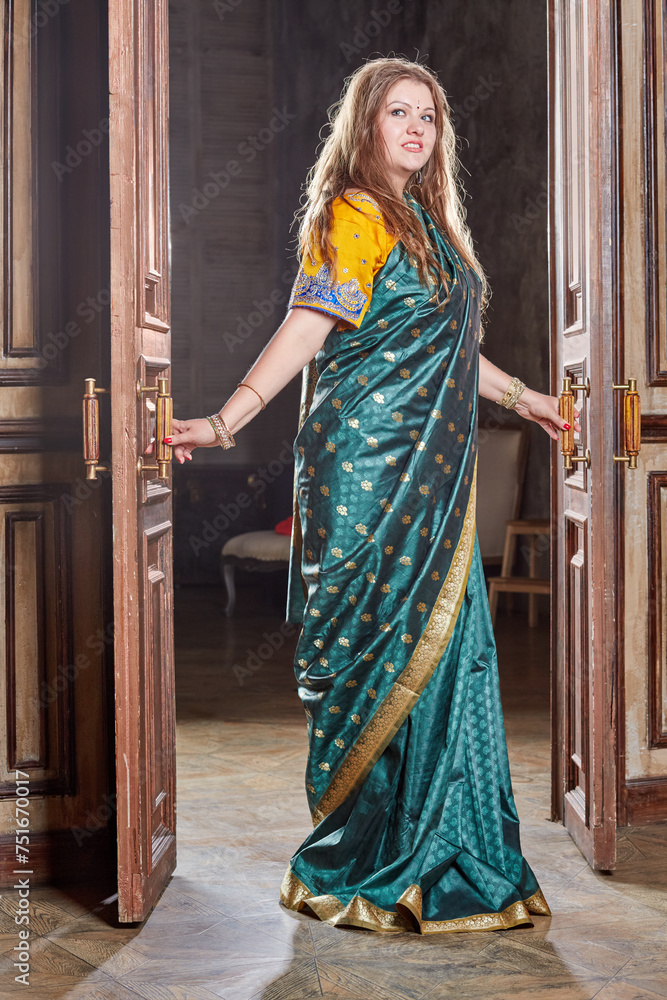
[
  {"left": 280, "top": 864, "right": 551, "bottom": 934},
  {"left": 312, "top": 453, "right": 479, "bottom": 825}
]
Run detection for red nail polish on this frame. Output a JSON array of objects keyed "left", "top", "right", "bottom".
[
  {"left": 165, "top": 437, "right": 173, "bottom": 443},
  {"left": 563, "top": 423, "right": 571, "bottom": 430}
]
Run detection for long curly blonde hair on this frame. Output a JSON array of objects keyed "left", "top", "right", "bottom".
[{"left": 296, "top": 56, "right": 490, "bottom": 325}]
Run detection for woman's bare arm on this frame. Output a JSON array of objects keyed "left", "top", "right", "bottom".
[
  {"left": 478, "top": 353, "right": 580, "bottom": 441},
  {"left": 147, "top": 307, "right": 338, "bottom": 463}
]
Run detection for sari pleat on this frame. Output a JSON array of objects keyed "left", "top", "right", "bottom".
[{"left": 282, "top": 194, "right": 549, "bottom": 932}]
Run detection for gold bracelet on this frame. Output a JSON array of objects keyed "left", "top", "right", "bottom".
[
  {"left": 237, "top": 381, "right": 266, "bottom": 409},
  {"left": 206, "top": 413, "right": 236, "bottom": 449},
  {"left": 496, "top": 376, "right": 527, "bottom": 409}
]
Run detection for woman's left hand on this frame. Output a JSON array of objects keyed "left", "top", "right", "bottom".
[{"left": 514, "top": 388, "right": 581, "bottom": 441}]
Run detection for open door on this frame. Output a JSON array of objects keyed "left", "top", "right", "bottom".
[
  {"left": 549, "top": 0, "right": 619, "bottom": 869},
  {"left": 615, "top": 0, "right": 667, "bottom": 823},
  {"left": 108, "top": 0, "right": 175, "bottom": 921}
]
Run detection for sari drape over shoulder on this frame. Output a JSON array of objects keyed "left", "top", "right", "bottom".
[{"left": 281, "top": 192, "right": 549, "bottom": 933}]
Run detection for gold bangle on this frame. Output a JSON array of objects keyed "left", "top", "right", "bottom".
[
  {"left": 207, "top": 413, "right": 236, "bottom": 449},
  {"left": 237, "top": 381, "right": 266, "bottom": 409},
  {"left": 496, "top": 377, "right": 526, "bottom": 410}
]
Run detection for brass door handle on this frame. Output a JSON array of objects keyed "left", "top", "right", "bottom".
[
  {"left": 558, "top": 376, "right": 590, "bottom": 470},
  {"left": 82, "top": 378, "right": 111, "bottom": 480},
  {"left": 612, "top": 377, "right": 641, "bottom": 469},
  {"left": 136, "top": 376, "right": 173, "bottom": 479}
]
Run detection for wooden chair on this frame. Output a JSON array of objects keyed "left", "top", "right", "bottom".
[
  {"left": 487, "top": 520, "right": 551, "bottom": 627},
  {"left": 476, "top": 423, "right": 551, "bottom": 627}
]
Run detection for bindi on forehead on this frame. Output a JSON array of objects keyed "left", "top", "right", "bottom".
[{"left": 387, "top": 99, "right": 436, "bottom": 113}]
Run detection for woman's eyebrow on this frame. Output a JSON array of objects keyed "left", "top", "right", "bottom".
[{"left": 387, "top": 99, "right": 436, "bottom": 112}]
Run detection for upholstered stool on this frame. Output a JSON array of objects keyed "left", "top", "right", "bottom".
[
  {"left": 220, "top": 531, "right": 291, "bottom": 616},
  {"left": 487, "top": 519, "right": 551, "bottom": 628}
]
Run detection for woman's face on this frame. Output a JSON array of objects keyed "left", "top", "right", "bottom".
[{"left": 376, "top": 78, "right": 437, "bottom": 195}]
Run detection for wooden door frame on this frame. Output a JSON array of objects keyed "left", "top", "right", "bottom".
[
  {"left": 109, "top": 0, "right": 176, "bottom": 922},
  {"left": 0, "top": 0, "right": 116, "bottom": 889},
  {"left": 615, "top": 0, "right": 667, "bottom": 824},
  {"left": 548, "top": 0, "right": 619, "bottom": 869},
  {"left": 612, "top": 0, "right": 627, "bottom": 829}
]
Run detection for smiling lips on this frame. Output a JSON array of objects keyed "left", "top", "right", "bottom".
[{"left": 402, "top": 141, "right": 423, "bottom": 151}]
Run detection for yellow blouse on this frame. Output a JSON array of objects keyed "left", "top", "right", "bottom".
[{"left": 289, "top": 191, "right": 398, "bottom": 331}]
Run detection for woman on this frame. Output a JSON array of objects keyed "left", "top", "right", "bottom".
[{"left": 160, "top": 57, "right": 579, "bottom": 934}]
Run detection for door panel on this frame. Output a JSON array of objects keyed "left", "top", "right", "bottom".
[
  {"left": 564, "top": 511, "right": 590, "bottom": 824},
  {"left": 618, "top": 0, "right": 667, "bottom": 823},
  {"left": 109, "top": 0, "right": 175, "bottom": 922},
  {"left": 549, "top": 0, "right": 618, "bottom": 869},
  {"left": 0, "top": 0, "right": 113, "bottom": 885}
]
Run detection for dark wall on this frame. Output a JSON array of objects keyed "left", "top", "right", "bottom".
[
  {"left": 272, "top": 0, "right": 550, "bottom": 519},
  {"left": 169, "top": 0, "right": 301, "bottom": 469}
]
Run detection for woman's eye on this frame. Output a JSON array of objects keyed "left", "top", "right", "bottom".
[
  {"left": 422, "top": 114, "right": 434, "bottom": 123},
  {"left": 391, "top": 108, "right": 405, "bottom": 116}
]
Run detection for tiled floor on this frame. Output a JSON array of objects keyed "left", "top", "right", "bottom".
[{"left": 1, "top": 584, "right": 666, "bottom": 999}]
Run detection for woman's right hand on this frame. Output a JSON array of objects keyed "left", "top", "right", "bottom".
[
  {"left": 144, "top": 416, "right": 219, "bottom": 464},
  {"left": 143, "top": 308, "right": 336, "bottom": 465}
]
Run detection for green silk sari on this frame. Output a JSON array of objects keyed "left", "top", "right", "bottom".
[{"left": 282, "top": 195, "right": 550, "bottom": 933}]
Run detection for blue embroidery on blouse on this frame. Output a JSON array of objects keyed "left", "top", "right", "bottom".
[{"left": 289, "top": 263, "right": 368, "bottom": 324}]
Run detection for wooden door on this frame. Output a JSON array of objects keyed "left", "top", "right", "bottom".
[
  {"left": 0, "top": 1, "right": 115, "bottom": 886},
  {"left": 108, "top": 0, "right": 176, "bottom": 922},
  {"left": 548, "top": 0, "right": 618, "bottom": 869},
  {"left": 616, "top": 0, "right": 667, "bottom": 824}
]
